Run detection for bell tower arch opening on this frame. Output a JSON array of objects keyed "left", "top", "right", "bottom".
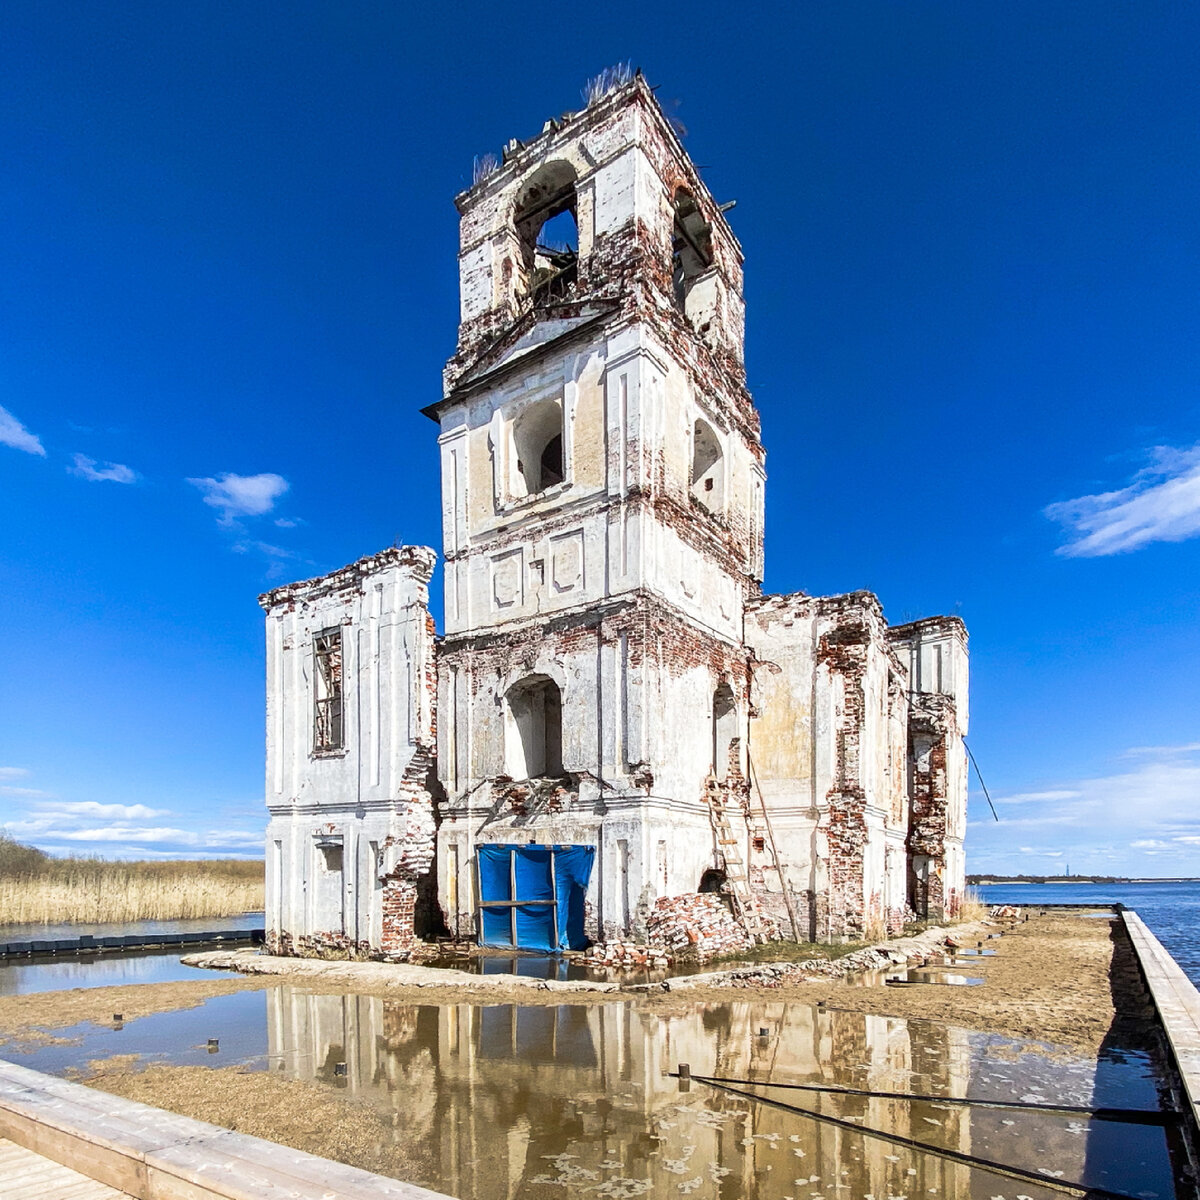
[
  {"left": 672, "top": 188, "right": 713, "bottom": 310},
  {"left": 514, "top": 160, "right": 579, "bottom": 306},
  {"left": 690, "top": 417, "right": 724, "bottom": 512}
]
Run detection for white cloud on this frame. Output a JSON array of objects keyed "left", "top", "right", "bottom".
[
  {"left": 188, "top": 472, "right": 289, "bottom": 526},
  {"left": 1124, "top": 742, "right": 1200, "bottom": 757},
  {"left": 994, "top": 789, "right": 1081, "bottom": 805},
  {"left": 36, "top": 801, "right": 169, "bottom": 820},
  {"left": 0, "top": 786, "right": 55, "bottom": 798},
  {"left": 969, "top": 744, "right": 1200, "bottom": 874},
  {"left": 0, "top": 405, "right": 46, "bottom": 456},
  {"left": 2, "top": 789, "right": 264, "bottom": 858},
  {"left": 70, "top": 454, "right": 138, "bottom": 484},
  {"left": 1046, "top": 441, "right": 1200, "bottom": 556},
  {"left": 0, "top": 767, "right": 30, "bottom": 780},
  {"left": 45, "top": 826, "right": 262, "bottom": 849}
]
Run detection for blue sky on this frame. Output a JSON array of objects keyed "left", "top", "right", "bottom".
[{"left": 1, "top": 3, "right": 1197, "bottom": 874}]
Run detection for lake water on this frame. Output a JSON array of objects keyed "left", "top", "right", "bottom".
[
  {"left": 0, "top": 911, "right": 264, "bottom": 942},
  {"left": 979, "top": 881, "right": 1200, "bottom": 985},
  {"left": 9, "top": 986, "right": 1179, "bottom": 1200}
]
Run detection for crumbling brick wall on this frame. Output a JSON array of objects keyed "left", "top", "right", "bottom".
[
  {"left": 906, "top": 693, "right": 957, "bottom": 920},
  {"left": 816, "top": 612, "right": 872, "bottom": 939}
]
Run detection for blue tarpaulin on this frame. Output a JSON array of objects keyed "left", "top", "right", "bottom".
[{"left": 476, "top": 844, "right": 595, "bottom": 951}]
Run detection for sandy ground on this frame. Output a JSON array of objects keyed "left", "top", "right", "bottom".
[{"left": 644, "top": 913, "right": 1156, "bottom": 1054}]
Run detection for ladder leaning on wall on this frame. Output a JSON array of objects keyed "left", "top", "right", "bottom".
[{"left": 705, "top": 782, "right": 779, "bottom": 944}]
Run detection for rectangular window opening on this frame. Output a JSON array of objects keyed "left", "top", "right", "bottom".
[{"left": 313, "top": 628, "right": 344, "bottom": 753}]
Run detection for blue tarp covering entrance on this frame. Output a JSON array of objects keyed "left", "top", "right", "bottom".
[{"left": 476, "top": 844, "right": 595, "bottom": 951}]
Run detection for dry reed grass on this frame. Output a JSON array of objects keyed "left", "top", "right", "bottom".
[
  {"left": 0, "top": 835, "right": 263, "bottom": 925},
  {"left": 956, "top": 887, "right": 989, "bottom": 924}
]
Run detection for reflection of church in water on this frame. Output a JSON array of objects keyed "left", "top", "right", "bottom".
[
  {"left": 266, "top": 986, "right": 980, "bottom": 1200},
  {"left": 260, "top": 71, "right": 969, "bottom": 959}
]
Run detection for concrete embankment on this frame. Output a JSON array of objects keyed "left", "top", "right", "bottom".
[{"left": 0, "top": 1056, "right": 452, "bottom": 1200}]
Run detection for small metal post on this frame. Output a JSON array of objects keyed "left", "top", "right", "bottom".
[{"left": 677, "top": 1062, "right": 691, "bottom": 1092}]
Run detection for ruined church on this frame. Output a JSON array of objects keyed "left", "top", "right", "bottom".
[{"left": 261, "top": 74, "right": 968, "bottom": 960}]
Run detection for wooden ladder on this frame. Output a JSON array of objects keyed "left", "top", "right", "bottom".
[{"left": 707, "top": 781, "right": 776, "bottom": 944}]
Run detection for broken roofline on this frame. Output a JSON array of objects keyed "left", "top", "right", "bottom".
[
  {"left": 258, "top": 545, "right": 436, "bottom": 611},
  {"left": 454, "top": 72, "right": 742, "bottom": 257},
  {"left": 888, "top": 614, "right": 969, "bottom": 645},
  {"left": 751, "top": 590, "right": 966, "bottom": 641}
]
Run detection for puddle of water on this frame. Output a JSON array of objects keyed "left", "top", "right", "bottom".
[
  {"left": 0, "top": 949, "right": 228, "bottom": 996},
  {"left": 11, "top": 986, "right": 1180, "bottom": 1200},
  {"left": 0, "top": 913, "right": 264, "bottom": 942},
  {"left": 421, "top": 952, "right": 734, "bottom": 986},
  {"left": 13, "top": 989, "right": 269, "bottom": 1074},
  {"left": 885, "top": 970, "right": 987, "bottom": 986}
]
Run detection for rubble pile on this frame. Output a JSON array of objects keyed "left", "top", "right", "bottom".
[
  {"left": 645, "top": 893, "right": 756, "bottom": 962},
  {"left": 578, "top": 942, "right": 672, "bottom": 969},
  {"left": 988, "top": 905, "right": 1021, "bottom": 921},
  {"left": 712, "top": 943, "right": 910, "bottom": 988}
]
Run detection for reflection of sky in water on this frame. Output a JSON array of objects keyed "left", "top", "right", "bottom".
[
  {"left": 8, "top": 987, "right": 1179, "bottom": 1200},
  {"left": 12, "top": 990, "right": 268, "bottom": 1074},
  {"left": 0, "top": 950, "right": 235, "bottom": 996}
]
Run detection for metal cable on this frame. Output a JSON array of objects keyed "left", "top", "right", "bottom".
[
  {"left": 685, "top": 1071, "right": 1177, "bottom": 1126},
  {"left": 678, "top": 1071, "right": 1146, "bottom": 1200}
]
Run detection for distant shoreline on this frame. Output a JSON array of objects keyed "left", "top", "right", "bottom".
[{"left": 972, "top": 877, "right": 1200, "bottom": 885}]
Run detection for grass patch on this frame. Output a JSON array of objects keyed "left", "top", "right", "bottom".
[
  {"left": 0, "top": 834, "right": 263, "bottom": 925},
  {"left": 708, "top": 939, "right": 876, "bottom": 966}
]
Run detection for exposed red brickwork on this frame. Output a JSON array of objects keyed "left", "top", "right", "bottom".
[
  {"left": 381, "top": 877, "right": 419, "bottom": 957},
  {"left": 815, "top": 608, "right": 873, "bottom": 940},
  {"left": 645, "top": 892, "right": 754, "bottom": 963},
  {"left": 907, "top": 693, "right": 957, "bottom": 920}
]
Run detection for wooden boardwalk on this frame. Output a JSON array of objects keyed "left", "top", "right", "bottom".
[
  {"left": 1123, "top": 909, "right": 1200, "bottom": 1132},
  {"left": 0, "top": 1136, "right": 132, "bottom": 1199}
]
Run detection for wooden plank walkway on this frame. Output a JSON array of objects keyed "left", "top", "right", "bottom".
[
  {"left": 0, "top": 1135, "right": 132, "bottom": 1199},
  {"left": 1123, "top": 909, "right": 1200, "bottom": 1132}
]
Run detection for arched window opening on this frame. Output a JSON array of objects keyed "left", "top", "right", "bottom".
[
  {"left": 672, "top": 189, "right": 713, "bottom": 311},
  {"left": 539, "top": 433, "right": 564, "bottom": 489},
  {"left": 690, "top": 418, "right": 723, "bottom": 512},
  {"left": 505, "top": 675, "right": 564, "bottom": 780},
  {"left": 512, "top": 398, "right": 565, "bottom": 497},
  {"left": 698, "top": 868, "right": 727, "bottom": 894},
  {"left": 712, "top": 682, "right": 737, "bottom": 781},
  {"left": 514, "top": 162, "right": 579, "bottom": 307}
]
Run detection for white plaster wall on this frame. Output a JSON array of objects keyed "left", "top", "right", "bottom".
[
  {"left": 439, "top": 327, "right": 757, "bottom": 645},
  {"left": 263, "top": 548, "right": 435, "bottom": 952}
]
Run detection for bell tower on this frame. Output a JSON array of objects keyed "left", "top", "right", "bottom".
[{"left": 426, "top": 72, "right": 767, "bottom": 942}]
